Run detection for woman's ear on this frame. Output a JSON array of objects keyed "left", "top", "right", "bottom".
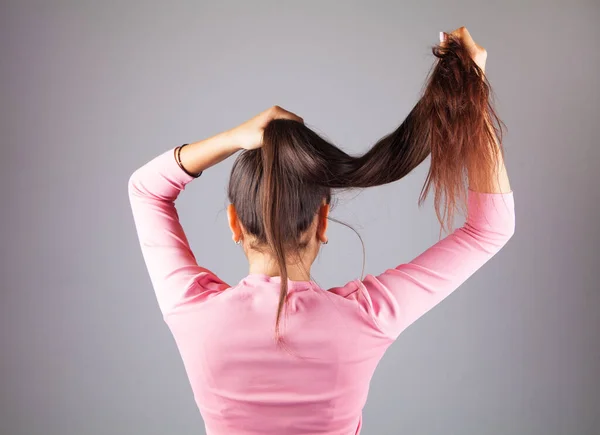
[
  {"left": 318, "top": 203, "right": 329, "bottom": 243},
  {"left": 227, "top": 204, "right": 243, "bottom": 243}
]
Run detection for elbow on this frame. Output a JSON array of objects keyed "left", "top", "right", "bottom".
[
  {"left": 128, "top": 170, "right": 139, "bottom": 185},
  {"left": 500, "top": 208, "right": 517, "bottom": 242},
  {"left": 496, "top": 220, "right": 516, "bottom": 251},
  {"left": 461, "top": 213, "right": 516, "bottom": 254},
  {"left": 506, "top": 214, "right": 516, "bottom": 240},
  {"left": 495, "top": 214, "right": 517, "bottom": 249},
  {"left": 463, "top": 189, "right": 516, "bottom": 251},
  {"left": 127, "top": 172, "right": 142, "bottom": 198}
]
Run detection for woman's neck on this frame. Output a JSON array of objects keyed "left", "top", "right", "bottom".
[{"left": 248, "top": 261, "right": 312, "bottom": 281}]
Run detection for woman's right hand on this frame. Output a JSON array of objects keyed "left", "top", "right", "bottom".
[
  {"left": 440, "top": 26, "right": 487, "bottom": 74},
  {"left": 228, "top": 105, "right": 304, "bottom": 151}
]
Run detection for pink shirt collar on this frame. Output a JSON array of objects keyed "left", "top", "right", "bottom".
[{"left": 243, "top": 273, "right": 318, "bottom": 291}]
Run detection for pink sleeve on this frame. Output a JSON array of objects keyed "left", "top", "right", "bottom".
[
  {"left": 127, "top": 146, "right": 230, "bottom": 317},
  {"left": 358, "top": 189, "right": 515, "bottom": 340}
]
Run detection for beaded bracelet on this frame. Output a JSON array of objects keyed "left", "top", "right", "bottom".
[{"left": 175, "top": 143, "right": 203, "bottom": 178}]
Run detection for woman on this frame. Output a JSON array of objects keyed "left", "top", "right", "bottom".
[{"left": 128, "top": 27, "right": 515, "bottom": 435}]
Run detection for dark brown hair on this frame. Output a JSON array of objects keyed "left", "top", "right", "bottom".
[{"left": 227, "top": 34, "right": 505, "bottom": 349}]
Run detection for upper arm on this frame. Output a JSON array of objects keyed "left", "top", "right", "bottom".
[
  {"left": 359, "top": 190, "right": 515, "bottom": 340},
  {"left": 127, "top": 148, "right": 230, "bottom": 316}
]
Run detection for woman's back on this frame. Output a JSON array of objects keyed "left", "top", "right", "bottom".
[
  {"left": 128, "top": 146, "right": 514, "bottom": 433},
  {"left": 165, "top": 274, "right": 389, "bottom": 434}
]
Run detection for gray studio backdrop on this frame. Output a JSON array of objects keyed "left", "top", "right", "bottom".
[{"left": 1, "top": 1, "right": 598, "bottom": 434}]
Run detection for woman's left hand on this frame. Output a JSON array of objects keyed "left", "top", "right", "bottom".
[{"left": 228, "top": 105, "right": 304, "bottom": 150}]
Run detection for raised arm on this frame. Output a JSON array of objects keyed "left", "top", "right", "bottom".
[
  {"left": 359, "top": 139, "right": 513, "bottom": 341},
  {"left": 127, "top": 141, "right": 235, "bottom": 316},
  {"left": 128, "top": 106, "right": 303, "bottom": 316},
  {"left": 355, "top": 27, "right": 515, "bottom": 340},
  {"left": 359, "top": 165, "right": 513, "bottom": 340}
]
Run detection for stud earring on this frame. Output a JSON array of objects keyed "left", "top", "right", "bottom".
[
  {"left": 235, "top": 239, "right": 242, "bottom": 245},
  {"left": 321, "top": 239, "right": 328, "bottom": 245}
]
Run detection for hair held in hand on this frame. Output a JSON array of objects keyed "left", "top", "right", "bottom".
[{"left": 227, "top": 34, "right": 506, "bottom": 349}]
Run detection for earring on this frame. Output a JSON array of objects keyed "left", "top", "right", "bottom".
[
  {"left": 235, "top": 238, "right": 242, "bottom": 245},
  {"left": 321, "top": 239, "right": 328, "bottom": 245}
]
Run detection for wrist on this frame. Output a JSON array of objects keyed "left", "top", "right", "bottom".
[
  {"left": 219, "top": 129, "right": 244, "bottom": 153},
  {"left": 179, "top": 130, "right": 242, "bottom": 175}
]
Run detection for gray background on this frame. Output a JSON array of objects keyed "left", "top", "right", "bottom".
[{"left": 1, "top": 1, "right": 598, "bottom": 434}]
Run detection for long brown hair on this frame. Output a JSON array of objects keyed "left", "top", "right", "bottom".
[{"left": 227, "top": 34, "right": 505, "bottom": 349}]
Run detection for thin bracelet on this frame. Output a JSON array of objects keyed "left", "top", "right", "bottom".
[{"left": 175, "top": 143, "right": 203, "bottom": 178}]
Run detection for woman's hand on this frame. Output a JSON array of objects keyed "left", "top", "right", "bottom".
[
  {"left": 177, "top": 106, "right": 303, "bottom": 175},
  {"left": 228, "top": 105, "right": 304, "bottom": 150},
  {"left": 440, "top": 26, "right": 487, "bottom": 74}
]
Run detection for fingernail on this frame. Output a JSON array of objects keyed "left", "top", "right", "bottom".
[{"left": 439, "top": 31, "right": 445, "bottom": 43}]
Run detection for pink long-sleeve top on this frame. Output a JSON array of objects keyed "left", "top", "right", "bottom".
[{"left": 128, "top": 146, "right": 515, "bottom": 435}]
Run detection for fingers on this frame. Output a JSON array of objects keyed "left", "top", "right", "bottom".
[
  {"left": 441, "top": 26, "right": 485, "bottom": 53},
  {"left": 458, "top": 27, "right": 474, "bottom": 46},
  {"left": 270, "top": 105, "right": 304, "bottom": 124}
]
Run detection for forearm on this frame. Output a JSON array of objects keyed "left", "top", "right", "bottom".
[
  {"left": 179, "top": 130, "right": 243, "bottom": 176},
  {"left": 468, "top": 117, "right": 512, "bottom": 194},
  {"left": 489, "top": 153, "right": 511, "bottom": 193}
]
